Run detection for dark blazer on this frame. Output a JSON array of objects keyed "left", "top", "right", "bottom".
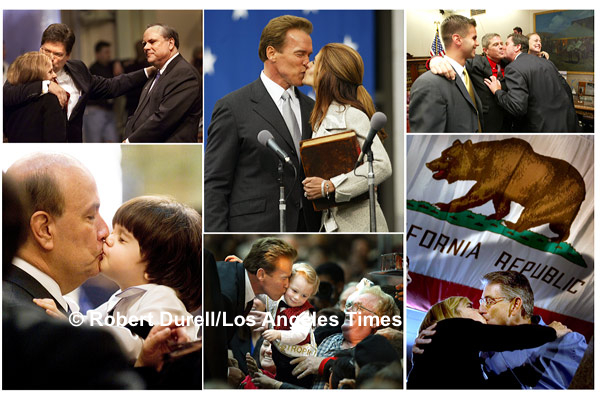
[
  {"left": 3, "top": 59, "right": 147, "bottom": 142},
  {"left": 124, "top": 54, "right": 201, "bottom": 143},
  {"left": 2, "top": 264, "right": 67, "bottom": 316},
  {"left": 203, "top": 250, "right": 229, "bottom": 383},
  {"left": 467, "top": 55, "right": 511, "bottom": 132},
  {"left": 4, "top": 93, "right": 67, "bottom": 142},
  {"left": 495, "top": 53, "right": 578, "bottom": 132},
  {"left": 204, "top": 77, "right": 320, "bottom": 232},
  {"left": 216, "top": 260, "right": 247, "bottom": 343},
  {"left": 409, "top": 68, "right": 483, "bottom": 133}
]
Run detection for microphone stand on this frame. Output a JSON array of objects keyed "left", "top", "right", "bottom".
[
  {"left": 278, "top": 160, "right": 286, "bottom": 232},
  {"left": 367, "top": 150, "right": 377, "bottom": 232}
]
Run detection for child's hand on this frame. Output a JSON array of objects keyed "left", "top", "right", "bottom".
[
  {"left": 262, "top": 329, "right": 281, "bottom": 342},
  {"left": 33, "top": 298, "right": 67, "bottom": 320}
]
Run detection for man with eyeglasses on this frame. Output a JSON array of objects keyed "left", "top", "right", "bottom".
[
  {"left": 289, "top": 285, "right": 400, "bottom": 389},
  {"left": 3, "top": 23, "right": 151, "bottom": 142},
  {"left": 415, "top": 270, "right": 587, "bottom": 389}
]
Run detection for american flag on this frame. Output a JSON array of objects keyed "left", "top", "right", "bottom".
[{"left": 430, "top": 27, "right": 445, "bottom": 57}]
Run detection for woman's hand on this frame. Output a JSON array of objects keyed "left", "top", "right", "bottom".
[
  {"left": 549, "top": 321, "right": 572, "bottom": 338},
  {"left": 302, "top": 177, "right": 335, "bottom": 200},
  {"left": 33, "top": 298, "right": 67, "bottom": 320},
  {"left": 252, "top": 371, "right": 282, "bottom": 389},
  {"left": 224, "top": 254, "right": 243, "bottom": 263}
]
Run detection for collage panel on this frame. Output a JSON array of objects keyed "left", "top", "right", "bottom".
[
  {"left": 204, "top": 233, "right": 403, "bottom": 389},
  {"left": 3, "top": 9, "right": 202, "bottom": 143},
  {"left": 405, "top": 135, "right": 593, "bottom": 389},
  {"left": 2, "top": 144, "right": 202, "bottom": 389},
  {"left": 406, "top": 9, "right": 593, "bottom": 133},
  {"left": 203, "top": 10, "right": 404, "bottom": 233}
]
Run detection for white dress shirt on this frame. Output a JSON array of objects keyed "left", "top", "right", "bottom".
[
  {"left": 12, "top": 256, "right": 70, "bottom": 313},
  {"left": 244, "top": 269, "right": 257, "bottom": 305},
  {"left": 149, "top": 52, "right": 179, "bottom": 92},
  {"left": 56, "top": 67, "right": 81, "bottom": 119},
  {"left": 84, "top": 283, "right": 197, "bottom": 363},
  {"left": 260, "top": 71, "right": 302, "bottom": 131}
]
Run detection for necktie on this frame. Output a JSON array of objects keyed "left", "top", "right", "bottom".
[
  {"left": 281, "top": 91, "right": 302, "bottom": 159},
  {"left": 150, "top": 70, "right": 161, "bottom": 92},
  {"left": 463, "top": 69, "right": 482, "bottom": 133}
]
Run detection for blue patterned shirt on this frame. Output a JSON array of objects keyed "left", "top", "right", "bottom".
[{"left": 482, "top": 316, "right": 588, "bottom": 389}]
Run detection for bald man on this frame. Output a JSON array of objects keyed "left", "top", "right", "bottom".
[{"left": 3, "top": 153, "right": 109, "bottom": 315}]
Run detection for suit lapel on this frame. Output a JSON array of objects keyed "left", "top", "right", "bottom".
[
  {"left": 63, "top": 62, "right": 87, "bottom": 122},
  {"left": 453, "top": 68, "right": 477, "bottom": 111},
  {"left": 5, "top": 264, "right": 68, "bottom": 316},
  {"left": 251, "top": 79, "right": 297, "bottom": 156}
]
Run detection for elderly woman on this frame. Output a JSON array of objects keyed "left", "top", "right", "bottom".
[
  {"left": 407, "top": 296, "right": 568, "bottom": 389},
  {"left": 527, "top": 33, "right": 550, "bottom": 59},
  {"left": 4, "top": 52, "right": 67, "bottom": 142},
  {"left": 301, "top": 43, "right": 392, "bottom": 232}
]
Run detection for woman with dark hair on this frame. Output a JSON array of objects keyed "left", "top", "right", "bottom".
[
  {"left": 301, "top": 43, "right": 391, "bottom": 232},
  {"left": 4, "top": 52, "right": 67, "bottom": 142},
  {"left": 407, "top": 296, "right": 569, "bottom": 389}
]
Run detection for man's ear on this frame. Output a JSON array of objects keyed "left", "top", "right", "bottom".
[
  {"left": 30, "top": 211, "right": 55, "bottom": 251},
  {"left": 509, "top": 297, "right": 523, "bottom": 317},
  {"left": 266, "top": 46, "right": 277, "bottom": 61},
  {"left": 256, "top": 268, "right": 266, "bottom": 281},
  {"left": 169, "top": 38, "right": 175, "bottom": 51},
  {"left": 452, "top": 33, "right": 462, "bottom": 46}
]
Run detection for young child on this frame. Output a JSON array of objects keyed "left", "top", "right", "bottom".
[
  {"left": 34, "top": 195, "right": 202, "bottom": 363},
  {"left": 262, "top": 263, "right": 320, "bottom": 388}
]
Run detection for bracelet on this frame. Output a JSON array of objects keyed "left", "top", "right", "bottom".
[
  {"left": 321, "top": 180, "right": 326, "bottom": 198},
  {"left": 325, "top": 181, "right": 330, "bottom": 199}
]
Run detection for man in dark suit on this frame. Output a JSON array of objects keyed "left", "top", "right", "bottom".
[
  {"left": 216, "top": 237, "right": 297, "bottom": 342},
  {"left": 409, "top": 15, "right": 483, "bottom": 133},
  {"left": 212, "top": 237, "right": 297, "bottom": 385},
  {"left": 124, "top": 24, "right": 202, "bottom": 143},
  {"left": 485, "top": 33, "right": 578, "bottom": 132},
  {"left": 3, "top": 153, "right": 109, "bottom": 315},
  {"left": 204, "top": 15, "right": 319, "bottom": 232},
  {"left": 3, "top": 23, "right": 149, "bottom": 143},
  {"left": 428, "top": 33, "right": 511, "bottom": 132}
]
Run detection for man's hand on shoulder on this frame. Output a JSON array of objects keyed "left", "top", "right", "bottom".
[
  {"left": 430, "top": 56, "right": 456, "bottom": 81},
  {"left": 48, "top": 81, "right": 68, "bottom": 108}
]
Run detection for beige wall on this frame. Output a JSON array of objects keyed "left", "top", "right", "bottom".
[{"left": 406, "top": 9, "right": 545, "bottom": 57}]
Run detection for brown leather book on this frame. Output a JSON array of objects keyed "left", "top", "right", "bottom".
[{"left": 300, "top": 130, "right": 366, "bottom": 211}]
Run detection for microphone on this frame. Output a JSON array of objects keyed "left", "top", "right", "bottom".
[
  {"left": 356, "top": 112, "right": 387, "bottom": 166},
  {"left": 258, "top": 130, "right": 291, "bottom": 164}
]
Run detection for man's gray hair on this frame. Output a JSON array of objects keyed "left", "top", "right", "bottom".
[
  {"left": 482, "top": 33, "right": 501, "bottom": 50},
  {"left": 482, "top": 271, "right": 534, "bottom": 317}
]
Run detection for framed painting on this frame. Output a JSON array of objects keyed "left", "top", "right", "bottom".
[{"left": 534, "top": 10, "right": 594, "bottom": 73}]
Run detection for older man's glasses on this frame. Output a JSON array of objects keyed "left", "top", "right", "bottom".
[
  {"left": 344, "top": 300, "right": 377, "bottom": 315},
  {"left": 479, "top": 296, "right": 509, "bottom": 308}
]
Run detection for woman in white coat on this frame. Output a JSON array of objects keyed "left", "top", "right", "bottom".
[{"left": 302, "top": 43, "right": 392, "bottom": 232}]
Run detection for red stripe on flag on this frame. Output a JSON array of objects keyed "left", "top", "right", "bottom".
[{"left": 407, "top": 272, "right": 592, "bottom": 341}]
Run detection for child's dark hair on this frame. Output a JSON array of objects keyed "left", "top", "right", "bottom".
[{"left": 112, "top": 196, "right": 201, "bottom": 311}]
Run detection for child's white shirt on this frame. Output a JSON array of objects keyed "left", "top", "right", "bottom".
[
  {"left": 83, "top": 283, "right": 198, "bottom": 363},
  {"left": 277, "top": 303, "right": 314, "bottom": 345}
]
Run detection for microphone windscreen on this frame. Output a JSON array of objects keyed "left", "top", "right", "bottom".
[
  {"left": 257, "top": 130, "right": 273, "bottom": 146},
  {"left": 370, "top": 112, "right": 387, "bottom": 131}
]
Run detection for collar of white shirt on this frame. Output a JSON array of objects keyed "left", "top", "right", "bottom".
[
  {"left": 244, "top": 269, "right": 257, "bottom": 305},
  {"left": 260, "top": 70, "right": 298, "bottom": 107},
  {"left": 444, "top": 55, "right": 467, "bottom": 86},
  {"left": 12, "top": 256, "right": 69, "bottom": 313},
  {"left": 106, "top": 283, "right": 158, "bottom": 313},
  {"left": 159, "top": 52, "right": 180, "bottom": 75}
]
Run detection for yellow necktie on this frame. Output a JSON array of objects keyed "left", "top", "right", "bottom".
[{"left": 463, "top": 69, "right": 482, "bottom": 132}]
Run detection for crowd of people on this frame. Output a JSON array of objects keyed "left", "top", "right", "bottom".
[
  {"left": 3, "top": 22, "right": 202, "bottom": 143},
  {"left": 204, "top": 236, "right": 404, "bottom": 389},
  {"left": 409, "top": 14, "right": 579, "bottom": 133}
]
